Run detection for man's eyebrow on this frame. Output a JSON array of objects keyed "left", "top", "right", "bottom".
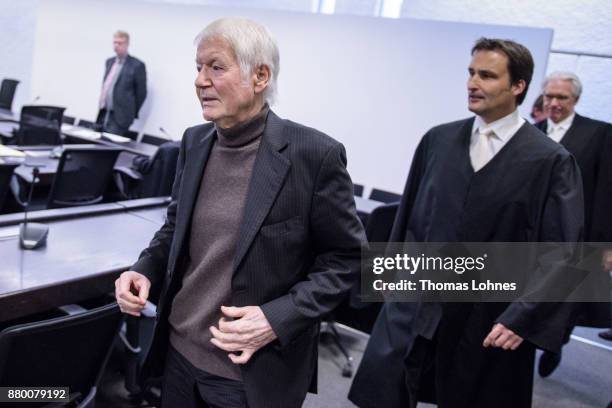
[{"left": 477, "top": 69, "right": 497, "bottom": 75}]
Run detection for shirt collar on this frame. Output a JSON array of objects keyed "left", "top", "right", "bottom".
[
  {"left": 547, "top": 112, "right": 575, "bottom": 133},
  {"left": 472, "top": 109, "right": 522, "bottom": 142}
]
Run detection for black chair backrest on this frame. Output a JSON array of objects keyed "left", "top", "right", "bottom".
[
  {"left": 0, "top": 163, "right": 19, "bottom": 211},
  {"left": 141, "top": 134, "right": 168, "bottom": 146},
  {"left": 365, "top": 202, "right": 399, "bottom": 242},
  {"left": 47, "top": 147, "right": 121, "bottom": 209},
  {"left": 369, "top": 188, "right": 402, "bottom": 204},
  {"left": 62, "top": 115, "right": 76, "bottom": 125},
  {"left": 353, "top": 183, "right": 364, "bottom": 197},
  {"left": 77, "top": 119, "right": 97, "bottom": 129},
  {"left": 124, "top": 129, "right": 139, "bottom": 141},
  {"left": 0, "top": 302, "right": 122, "bottom": 405},
  {"left": 132, "top": 141, "right": 180, "bottom": 197},
  {"left": 16, "top": 105, "right": 65, "bottom": 145},
  {"left": 0, "top": 79, "right": 19, "bottom": 111}
]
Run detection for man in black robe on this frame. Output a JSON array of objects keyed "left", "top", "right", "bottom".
[
  {"left": 349, "top": 38, "right": 584, "bottom": 408},
  {"left": 535, "top": 71, "right": 612, "bottom": 376}
]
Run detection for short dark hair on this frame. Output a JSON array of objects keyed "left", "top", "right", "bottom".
[
  {"left": 532, "top": 94, "right": 544, "bottom": 111},
  {"left": 471, "top": 37, "right": 534, "bottom": 105}
]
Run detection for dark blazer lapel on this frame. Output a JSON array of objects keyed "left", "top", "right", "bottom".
[
  {"left": 233, "top": 111, "right": 291, "bottom": 271},
  {"left": 173, "top": 126, "right": 216, "bottom": 252}
]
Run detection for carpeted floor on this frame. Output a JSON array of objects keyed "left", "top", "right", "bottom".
[{"left": 97, "top": 324, "right": 612, "bottom": 407}]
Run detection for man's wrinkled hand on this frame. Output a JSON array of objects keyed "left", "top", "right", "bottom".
[
  {"left": 114, "top": 270, "right": 150, "bottom": 317},
  {"left": 483, "top": 323, "right": 523, "bottom": 350},
  {"left": 210, "top": 305, "right": 277, "bottom": 364}
]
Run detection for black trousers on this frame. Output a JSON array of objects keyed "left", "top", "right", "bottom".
[
  {"left": 96, "top": 108, "right": 128, "bottom": 136},
  {"left": 161, "top": 345, "right": 249, "bottom": 408}
]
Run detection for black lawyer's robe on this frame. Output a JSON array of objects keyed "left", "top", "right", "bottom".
[
  {"left": 131, "top": 111, "right": 366, "bottom": 408},
  {"left": 536, "top": 114, "right": 612, "bottom": 327},
  {"left": 349, "top": 118, "right": 584, "bottom": 408}
]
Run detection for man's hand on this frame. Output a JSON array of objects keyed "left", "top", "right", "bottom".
[
  {"left": 114, "top": 271, "right": 151, "bottom": 317},
  {"left": 210, "top": 305, "right": 278, "bottom": 365},
  {"left": 483, "top": 323, "right": 523, "bottom": 350}
]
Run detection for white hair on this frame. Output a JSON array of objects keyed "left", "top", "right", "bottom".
[
  {"left": 195, "top": 17, "right": 280, "bottom": 105},
  {"left": 543, "top": 71, "right": 582, "bottom": 100}
]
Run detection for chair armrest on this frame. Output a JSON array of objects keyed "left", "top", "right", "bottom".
[
  {"left": 59, "top": 304, "right": 88, "bottom": 315},
  {"left": 114, "top": 166, "right": 143, "bottom": 181}
]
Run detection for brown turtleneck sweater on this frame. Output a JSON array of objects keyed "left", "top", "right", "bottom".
[{"left": 168, "top": 105, "right": 269, "bottom": 381}]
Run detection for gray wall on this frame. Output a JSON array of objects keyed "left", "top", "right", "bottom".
[
  {"left": 0, "top": 0, "right": 39, "bottom": 109},
  {"left": 399, "top": 0, "right": 612, "bottom": 122},
  {"left": 2, "top": 0, "right": 609, "bottom": 121}
]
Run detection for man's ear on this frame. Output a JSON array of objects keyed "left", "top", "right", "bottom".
[
  {"left": 253, "top": 64, "right": 271, "bottom": 93},
  {"left": 512, "top": 79, "right": 526, "bottom": 98}
]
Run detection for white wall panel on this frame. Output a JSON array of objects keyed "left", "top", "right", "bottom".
[{"left": 31, "top": 0, "right": 551, "bottom": 192}]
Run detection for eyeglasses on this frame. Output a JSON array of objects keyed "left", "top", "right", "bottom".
[{"left": 543, "top": 93, "right": 572, "bottom": 102}]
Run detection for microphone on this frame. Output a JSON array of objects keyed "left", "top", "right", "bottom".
[
  {"left": 159, "top": 126, "right": 171, "bottom": 140},
  {"left": 19, "top": 167, "right": 49, "bottom": 250}
]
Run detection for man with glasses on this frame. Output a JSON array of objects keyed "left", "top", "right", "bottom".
[{"left": 536, "top": 71, "right": 612, "bottom": 377}]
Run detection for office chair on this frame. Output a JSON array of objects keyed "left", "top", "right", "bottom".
[
  {"left": 62, "top": 115, "right": 76, "bottom": 125},
  {"left": 0, "top": 300, "right": 123, "bottom": 408},
  {"left": 353, "top": 183, "right": 364, "bottom": 197},
  {"left": 369, "top": 188, "right": 402, "bottom": 203},
  {"left": 124, "top": 129, "right": 139, "bottom": 141},
  {"left": 0, "top": 78, "right": 19, "bottom": 111},
  {"left": 140, "top": 133, "right": 168, "bottom": 146},
  {"left": 0, "top": 163, "right": 19, "bottom": 212},
  {"left": 76, "top": 119, "right": 97, "bottom": 130},
  {"left": 47, "top": 147, "right": 121, "bottom": 209},
  {"left": 114, "top": 141, "right": 180, "bottom": 199},
  {"left": 365, "top": 202, "right": 399, "bottom": 242},
  {"left": 323, "top": 202, "right": 399, "bottom": 377},
  {"left": 117, "top": 302, "right": 160, "bottom": 406},
  {"left": 14, "top": 105, "right": 66, "bottom": 145}
]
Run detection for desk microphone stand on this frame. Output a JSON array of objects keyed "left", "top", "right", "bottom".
[{"left": 19, "top": 167, "right": 49, "bottom": 249}]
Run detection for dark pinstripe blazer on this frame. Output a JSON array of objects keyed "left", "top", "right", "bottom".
[{"left": 131, "top": 111, "right": 366, "bottom": 407}]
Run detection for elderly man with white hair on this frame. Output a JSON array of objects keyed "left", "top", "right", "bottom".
[
  {"left": 536, "top": 71, "right": 612, "bottom": 378},
  {"left": 114, "top": 17, "right": 366, "bottom": 407}
]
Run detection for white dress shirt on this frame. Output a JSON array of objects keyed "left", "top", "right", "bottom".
[
  {"left": 470, "top": 109, "right": 525, "bottom": 172},
  {"left": 546, "top": 113, "right": 575, "bottom": 143}
]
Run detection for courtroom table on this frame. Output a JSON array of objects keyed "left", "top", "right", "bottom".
[
  {"left": 0, "top": 124, "right": 158, "bottom": 158},
  {"left": 0, "top": 108, "right": 17, "bottom": 122},
  {"left": 62, "top": 125, "right": 158, "bottom": 157},
  {"left": 0, "top": 197, "right": 169, "bottom": 323},
  {"left": 0, "top": 121, "right": 18, "bottom": 137}
]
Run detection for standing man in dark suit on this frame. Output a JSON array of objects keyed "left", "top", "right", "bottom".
[
  {"left": 349, "top": 38, "right": 584, "bottom": 408},
  {"left": 535, "top": 71, "right": 612, "bottom": 376},
  {"left": 114, "top": 17, "right": 365, "bottom": 408},
  {"left": 97, "top": 30, "right": 147, "bottom": 136}
]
